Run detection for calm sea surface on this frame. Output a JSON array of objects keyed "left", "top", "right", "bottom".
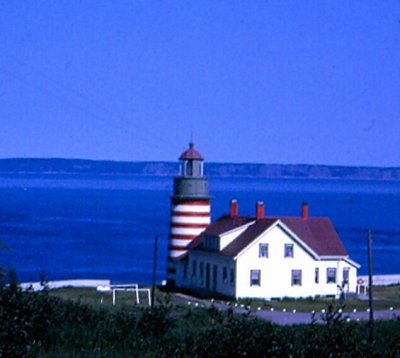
[{"left": 1, "top": 173, "right": 400, "bottom": 284}]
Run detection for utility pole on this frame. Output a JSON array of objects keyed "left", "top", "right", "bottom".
[
  {"left": 367, "top": 229, "right": 374, "bottom": 343},
  {"left": 151, "top": 234, "right": 159, "bottom": 308}
]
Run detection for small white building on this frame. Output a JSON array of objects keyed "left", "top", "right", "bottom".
[{"left": 176, "top": 200, "right": 360, "bottom": 300}]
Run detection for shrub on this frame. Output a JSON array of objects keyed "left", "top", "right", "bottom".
[{"left": 0, "top": 277, "right": 399, "bottom": 357}]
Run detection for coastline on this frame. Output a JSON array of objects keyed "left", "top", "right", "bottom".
[
  {"left": 20, "top": 279, "right": 111, "bottom": 292},
  {"left": 357, "top": 274, "right": 400, "bottom": 286}
]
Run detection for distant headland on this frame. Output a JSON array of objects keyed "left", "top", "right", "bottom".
[{"left": 0, "top": 158, "right": 400, "bottom": 181}]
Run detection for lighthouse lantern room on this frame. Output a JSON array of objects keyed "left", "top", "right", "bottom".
[{"left": 167, "top": 142, "right": 211, "bottom": 286}]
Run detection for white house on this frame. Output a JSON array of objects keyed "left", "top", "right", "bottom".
[{"left": 175, "top": 200, "right": 360, "bottom": 300}]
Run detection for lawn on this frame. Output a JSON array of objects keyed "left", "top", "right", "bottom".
[
  {"left": 2, "top": 283, "right": 400, "bottom": 356},
  {"left": 49, "top": 284, "right": 400, "bottom": 313}
]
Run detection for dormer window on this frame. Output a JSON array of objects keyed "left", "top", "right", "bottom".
[{"left": 203, "top": 235, "right": 219, "bottom": 251}]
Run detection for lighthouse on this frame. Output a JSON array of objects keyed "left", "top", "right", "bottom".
[{"left": 166, "top": 142, "right": 211, "bottom": 286}]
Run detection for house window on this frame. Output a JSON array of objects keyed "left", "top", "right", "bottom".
[
  {"left": 327, "top": 268, "right": 337, "bottom": 283},
  {"left": 230, "top": 268, "right": 235, "bottom": 286},
  {"left": 222, "top": 267, "right": 228, "bottom": 283},
  {"left": 343, "top": 267, "right": 350, "bottom": 284},
  {"left": 259, "top": 243, "right": 269, "bottom": 258},
  {"left": 206, "top": 263, "right": 210, "bottom": 289},
  {"left": 192, "top": 260, "right": 197, "bottom": 277},
  {"left": 315, "top": 268, "right": 319, "bottom": 284},
  {"left": 284, "top": 244, "right": 294, "bottom": 258},
  {"left": 250, "top": 269, "right": 261, "bottom": 286},
  {"left": 291, "top": 270, "right": 302, "bottom": 286},
  {"left": 212, "top": 265, "right": 218, "bottom": 291},
  {"left": 183, "top": 261, "right": 188, "bottom": 279},
  {"left": 199, "top": 262, "right": 204, "bottom": 279}
]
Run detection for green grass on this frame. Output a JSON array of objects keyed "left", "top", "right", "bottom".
[
  {"left": 49, "top": 286, "right": 189, "bottom": 309},
  {"left": 2, "top": 283, "right": 400, "bottom": 356},
  {"left": 233, "top": 285, "right": 400, "bottom": 312},
  {"left": 374, "top": 284, "right": 400, "bottom": 301},
  {"left": 49, "top": 285, "right": 400, "bottom": 313}
]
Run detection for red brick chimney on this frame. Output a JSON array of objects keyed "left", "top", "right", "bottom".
[
  {"left": 256, "top": 201, "right": 264, "bottom": 220},
  {"left": 302, "top": 202, "right": 308, "bottom": 221},
  {"left": 230, "top": 199, "right": 238, "bottom": 218}
]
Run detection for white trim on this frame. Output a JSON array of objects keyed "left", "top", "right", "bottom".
[
  {"left": 220, "top": 220, "right": 255, "bottom": 238},
  {"left": 219, "top": 221, "right": 256, "bottom": 250},
  {"left": 169, "top": 249, "right": 188, "bottom": 258},
  {"left": 320, "top": 255, "right": 348, "bottom": 260},
  {"left": 342, "top": 257, "right": 361, "bottom": 269},
  {"left": 319, "top": 256, "right": 360, "bottom": 268},
  {"left": 234, "top": 220, "right": 320, "bottom": 260},
  {"left": 276, "top": 221, "right": 320, "bottom": 259}
]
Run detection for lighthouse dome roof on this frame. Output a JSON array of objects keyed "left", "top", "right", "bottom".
[{"left": 179, "top": 142, "right": 203, "bottom": 160}]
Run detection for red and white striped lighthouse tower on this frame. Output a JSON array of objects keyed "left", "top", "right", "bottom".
[{"left": 167, "top": 142, "right": 210, "bottom": 286}]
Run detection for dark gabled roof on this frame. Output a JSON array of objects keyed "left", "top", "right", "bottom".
[
  {"left": 204, "top": 215, "right": 254, "bottom": 236},
  {"left": 187, "top": 215, "right": 254, "bottom": 250},
  {"left": 179, "top": 142, "right": 203, "bottom": 160},
  {"left": 190, "top": 214, "right": 348, "bottom": 258},
  {"left": 279, "top": 217, "right": 348, "bottom": 257},
  {"left": 221, "top": 218, "right": 277, "bottom": 256}
]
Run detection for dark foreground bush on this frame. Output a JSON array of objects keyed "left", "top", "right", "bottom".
[{"left": 0, "top": 282, "right": 399, "bottom": 357}]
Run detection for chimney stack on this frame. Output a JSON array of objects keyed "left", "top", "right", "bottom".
[
  {"left": 256, "top": 201, "right": 264, "bottom": 220},
  {"left": 230, "top": 199, "right": 238, "bottom": 218},
  {"left": 302, "top": 202, "right": 308, "bottom": 221}
]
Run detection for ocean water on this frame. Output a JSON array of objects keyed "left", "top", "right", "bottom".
[{"left": 1, "top": 173, "right": 400, "bottom": 284}]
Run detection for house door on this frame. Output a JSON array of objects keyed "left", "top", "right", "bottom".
[
  {"left": 212, "top": 265, "right": 218, "bottom": 291},
  {"left": 205, "top": 263, "right": 210, "bottom": 289}
]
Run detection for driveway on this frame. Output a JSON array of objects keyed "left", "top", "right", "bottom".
[{"left": 175, "top": 293, "right": 400, "bottom": 325}]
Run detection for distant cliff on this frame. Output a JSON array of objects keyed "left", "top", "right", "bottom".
[{"left": 0, "top": 158, "right": 400, "bottom": 180}]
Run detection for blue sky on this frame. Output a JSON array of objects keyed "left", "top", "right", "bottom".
[{"left": 1, "top": 1, "right": 399, "bottom": 166}]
